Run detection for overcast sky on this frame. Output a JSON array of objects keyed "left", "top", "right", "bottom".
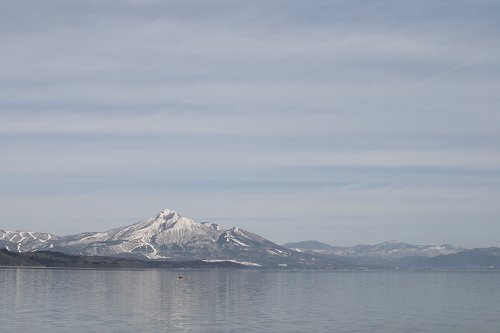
[{"left": 1, "top": 0, "right": 499, "bottom": 247}]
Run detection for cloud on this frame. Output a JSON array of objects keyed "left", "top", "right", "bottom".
[{"left": 0, "top": 0, "right": 499, "bottom": 247}]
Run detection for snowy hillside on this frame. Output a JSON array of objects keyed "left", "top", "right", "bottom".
[
  {"left": 0, "top": 209, "right": 337, "bottom": 268},
  {"left": 0, "top": 230, "right": 58, "bottom": 253},
  {"left": 49, "top": 209, "right": 225, "bottom": 259},
  {"left": 283, "top": 240, "right": 462, "bottom": 259}
]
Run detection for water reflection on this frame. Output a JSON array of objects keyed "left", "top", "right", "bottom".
[{"left": 1, "top": 269, "right": 500, "bottom": 333}]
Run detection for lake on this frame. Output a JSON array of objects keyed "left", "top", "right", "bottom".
[{"left": 1, "top": 268, "right": 499, "bottom": 332}]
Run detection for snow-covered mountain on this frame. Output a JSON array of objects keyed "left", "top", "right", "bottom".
[
  {"left": 2, "top": 209, "right": 340, "bottom": 268},
  {"left": 283, "top": 240, "right": 462, "bottom": 259},
  {"left": 0, "top": 230, "right": 58, "bottom": 253},
  {"left": 4, "top": 209, "right": 468, "bottom": 268},
  {"left": 49, "top": 209, "right": 225, "bottom": 259}
]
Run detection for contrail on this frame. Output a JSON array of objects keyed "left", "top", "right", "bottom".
[{"left": 408, "top": 44, "right": 500, "bottom": 90}]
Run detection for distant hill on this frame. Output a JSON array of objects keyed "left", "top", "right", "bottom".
[
  {"left": 390, "top": 247, "right": 500, "bottom": 270},
  {"left": 283, "top": 240, "right": 335, "bottom": 251},
  {"left": 283, "top": 240, "right": 500, "bottom": 270},
  {"left": 283, "top": 240, "right": 461, "bottom": 259}
]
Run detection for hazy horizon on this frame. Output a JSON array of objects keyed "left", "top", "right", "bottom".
[
  {"left": 1, "top": 1, "right": 499, "bottom": 248},
  {"left": 0, "top": 206, "right": 493, "bottom": 249}
]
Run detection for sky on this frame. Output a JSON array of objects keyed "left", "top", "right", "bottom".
[{"left": 1, "top": 0, "right": 499, "bottom": 248}]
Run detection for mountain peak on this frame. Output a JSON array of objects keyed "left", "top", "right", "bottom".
[
  {"left": 156, "top": 208, "right": 178, "bottom": 219},
  {"left": 385, "top": 240, "right": 402, "bottom": 244}
]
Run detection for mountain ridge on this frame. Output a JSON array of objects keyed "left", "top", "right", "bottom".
[
  {"left": 2, "top": 208, "right": 497, "bottom": 269},
  {"left": 283, "top": 240, "right": 462, "bottom": 259},
  {"left": 283, "top": 240, "right": 500, "bottom": 269},
  {"left": 0, "top": 208, "right": 349, "bottom": 269}
]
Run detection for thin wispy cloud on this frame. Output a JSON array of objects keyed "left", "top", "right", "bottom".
[{"left": 1, "top": 0, "right": 499, "bottom": 247}]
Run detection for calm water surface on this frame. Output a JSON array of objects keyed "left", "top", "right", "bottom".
[{"left": 1, "top": 269, "right": 499, "bottom": 332}]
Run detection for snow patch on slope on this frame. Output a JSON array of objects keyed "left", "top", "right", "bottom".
[{"left": 202, "top": 259, "right": 262, "bottom": 267}]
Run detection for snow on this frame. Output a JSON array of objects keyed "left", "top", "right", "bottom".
[
  {"left": 18, "top": 232, "right": 26, "bottom": 243},
  {"left": 235, "top": 230, "right": 252, "bottom": 240},
  {"left": 144, "top": 253, "right": 171, "bottom": 259},
  {"left": 8, "top": 232, "right": 17, "bottom": 242},
  {"left": 202, "top": 259, "right": 262, "bottom": 267},
  {"left": 226, "top": 236, "right": 249, "bottom": 247},
  {"left": 0, "top": 208, "right": 286, "bottom": 264}
]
